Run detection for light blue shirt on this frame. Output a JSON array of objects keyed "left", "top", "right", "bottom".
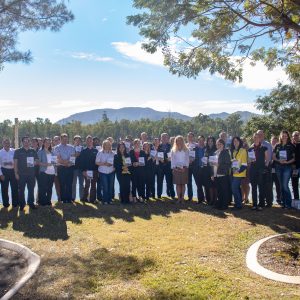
[{"left": 54, "top": 144, "right": 75, "bottom": 160}]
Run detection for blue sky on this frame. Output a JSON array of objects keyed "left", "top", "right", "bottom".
[{"left": 0, "top": 0, "right": 289, "bottom": 122}]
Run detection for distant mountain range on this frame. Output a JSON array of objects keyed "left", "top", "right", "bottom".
[{"left": 56, "top": 107, "right": 258, "bottom": 125}]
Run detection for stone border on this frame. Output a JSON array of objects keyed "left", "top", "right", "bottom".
[
  {"left": 0, "top": 239, "right": 40, "bottom": 300},
  {"left": 246, "top": 234, "right": 300, "bottom": 284}
]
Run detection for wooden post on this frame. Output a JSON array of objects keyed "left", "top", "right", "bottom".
[{"left": 14, "top": 118, "right": 19, "bottom": 149}]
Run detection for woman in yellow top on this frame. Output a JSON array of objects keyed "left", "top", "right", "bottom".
[{"left": 230, "top": 137, "right": 248, "bottom": 209}]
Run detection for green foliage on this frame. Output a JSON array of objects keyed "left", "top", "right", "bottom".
[
  {"left": 0, "top": 113, "right": 246, "bottom": 145},
  {"left": 128, "top": 0, "right": 300, "bottom": 81},
  {"left": 0, "top": 0, "right": 74, "bottom": 70}
]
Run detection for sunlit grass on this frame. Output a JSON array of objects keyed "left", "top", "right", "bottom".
[{"left": 0, "top": 200, "right": 299, "bottom": 299}]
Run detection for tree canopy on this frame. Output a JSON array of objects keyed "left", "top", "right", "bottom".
[
  {"left": 0, "top": 0, "right": 74, "bottom": 70},
  {"left": 127, "top": 0, "right": 300, "bottom": 81}
]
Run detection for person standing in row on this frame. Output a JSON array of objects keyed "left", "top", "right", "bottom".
[
  {"left": 186, "top": 132, "right": 197, "bottom": 201},
  {"left": 248, "top": 133, "right": 268, "bottom": 211},
  {"left": 0, "top": 138, "right": 17, "bottom": 208},
  {"left": 72, "top": 135, "right": 84, "bottom": 201},
  {"left": 37, "top": 138, "right": 55, "bottom": 206},
  {"left": 52, "top": 135, "right": 61, "bottom": 201},
  {"left": 241, "top": 137, "right": 250, "bottom": 204},
  {"left": 96, "top": 140, "right": 115, "bottom": 205},
  {"left": 157, "top": 133, "right": 175, "bottom": 199},
  {"left": 291, "top": 131, "right": 299, "bottom": 200},
  {"left": 193, "top": 135, "right": 208, "bottom": 203},
  {"left": 257, "top": 130, "right": 273, "bottom": 207},
  {"left": 14, "top": 136, "right": 39, "bottom": 210},
  {"left": 204, "top": 136, "right": 217, "bottom": 205},
  {"left": 54, "top": 133, "right": 75, "bottom": 203},
  {"left": 270, "top": 135, "right": 281, "bottom": 204},
  {"left": 143, "top": 142, "right": 155, "bottom": 200},
  {"left": 171, "top": 136, "right": 189, "bottom": 203},
  {"left": 211, "top": 139, "right": 231, "bottom": 210},
  {"left": 130, "top": 139, "right": 146, "bottom": 202},
  {"left": 79, "top": 135, "right": 98, "bottom": 203},
  {"left": 230, "top": 137, "right": 247, "bottom": 209},
  {"left": 273, "top": 130, "right": 295, "bottom": 209},
  {"left": 152, "top": 137, "right": 161, "bottom": 198},
  {"left": 114, "top": 142, "right": 132, "bottom": 204}
]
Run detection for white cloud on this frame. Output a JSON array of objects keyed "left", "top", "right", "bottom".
[
  {"left": 102, "top": 17, "right": 108, "bottom": 22},
  {"left": 112, "top": 41, "right": 165, "bottom": 66},
  {"left": 234, "top": 60, "right": 289, "bottom": 90},
  {"left": 70, "top": 52, "right": 114, "bottom": 62}
]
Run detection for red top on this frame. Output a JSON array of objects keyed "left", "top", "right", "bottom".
[{"left": 134, "top": 150, "right": 140, "bottom": 161}]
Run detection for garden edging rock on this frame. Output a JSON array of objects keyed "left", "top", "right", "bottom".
[
  {"left": 0, "top": 239, "right": 40, "bottom": 300},
  {"left": 246, "top": 234, "right": 300, "bottom": 284}
]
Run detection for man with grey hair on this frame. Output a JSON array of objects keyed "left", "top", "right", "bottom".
[{"left": 256, "top": 129, "right": 273, "bottom": 207}]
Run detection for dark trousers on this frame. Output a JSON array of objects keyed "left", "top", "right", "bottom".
[
  {"left": 262, "top": 167, "right": 273, "bottom": 206},
  {"left": 292, "top": 172, "right": 299, "bottom": 200},
  {"left": 145, "top": 167, "right": 154, "bottom": 199},
  {"left": 215, "top": 176, "right": 230, "bottom": 209},
  {"left": 250, "top": 171, "right": 265, "bottom": 207},
  {"left": 152, "top": 164, "right": 161, "bottom": 197},
  {"left": 18, "top": 174, "right": 36, "bottom": 207},
  {"left": 1, "top": 168, "right": 18, "bottom": 207},
  {"left": 157, "top": 164, "right": 175, "bottom": 198},
  {"left": 97, "top": 173, "right": 103, "bottom": 201},
  {"left": 132, "top": 167, "right": 145, "bottom": 198},
  {"left": 187, "top": 165, "right": 197, "bottom": 200},
  {"left": 57, "top": 166, "right": 74, "bottom": 203},
  {"left": 38, "top": 172, "right": 54, "bottom": 205},
  {"left": 272, "top": 172, "right": 281, "bottom": 201},
  {"left": 82, "top": 171, "right": 97, "bottom": 202},
  {"left": 194, "top": 167, "right": 208, "bottom": 202},
  {"left": 119, "top": 174, "right": 131, "bottom": 203}
]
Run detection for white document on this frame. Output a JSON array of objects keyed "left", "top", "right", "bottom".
[
  {"left": 51, "top": 155, "right": 58, "bottom": 165},
  {"left": 75, "top": 146, "right": 82, "bottom": 152},
  {"left": 157, "top": 152, "right": 164, "bottom": 159},
  {"left": 125, "top": 157, "right": 132, "bottom": 166},
  {"left": 232, "top": 160, "right": 240, "bottom": 170},
  {"left": 139, "top": 157, "right": 145, "bottom": 166},
  {"left": 69, "top": 156, "right": 76, "bottom": 165},
  {"left": 86, "top": 170, "right": 93, "bottom": 180},
  {"left": 150, "top": 150, "right": 157, "bottom": 158},
  {"left": 209, "top": 156, "right": 218, "bottom": 166},
  {"left": 26, "top": 157, "right": 34, "bottom": 168},
  {"left": 201, "top": 157, "right": 208, "bottom": 165},
  {"left": 167, "top": 152, "right": 172, "bottom": 159},
  {"left": 189, "top": 150, "right": 196, "bottom": 159},
  {"left": 248, "top": 151, "right": 256, "bottom": 161},
  {"left": 279, "top": 150, "right": 287, "bottom": 161}
]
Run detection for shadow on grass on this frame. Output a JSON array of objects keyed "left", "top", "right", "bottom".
[
  {"left": 14, "top": 248, "right": 156, "bottom": 299},
  {"left": 0, "top": 199, "right": 299, "bottom": 241}
]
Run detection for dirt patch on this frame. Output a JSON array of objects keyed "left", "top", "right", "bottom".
[
  {"left": 0, "top": 248, "right": 27, "bottom": 298},
  {"left": 257, "top": 233, "right": 300, "bottom": 276}
]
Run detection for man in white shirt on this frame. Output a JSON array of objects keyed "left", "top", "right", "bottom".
[{"left": 0, "top": 138, "right": 17, "bottom": 207}]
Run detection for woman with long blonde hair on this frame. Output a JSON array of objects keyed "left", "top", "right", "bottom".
[{"left": 171, "top": 135, "right": 189, "bottom": 203}]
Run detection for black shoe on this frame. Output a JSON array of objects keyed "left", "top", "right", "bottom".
[
  {"left": 29, "top": 204, "right": 38, "bottom": 209},
  {"left": 19, "top": 205, "right": 25, "bottom": 211},
  {"left": 3, "top": 204, "right": 10, "bottom": 208}
]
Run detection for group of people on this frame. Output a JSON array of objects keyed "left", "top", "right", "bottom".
[{"left": 0, "top": 129, "right": 299, "bottom": 211}]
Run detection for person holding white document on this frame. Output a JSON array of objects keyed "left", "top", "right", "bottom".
[
  {"left": 171, "top": 136, "right": 189, "bottom": 203},
  {"left": 129, "top": 139, "right": 146, "bottom": 202},
  {"left": 96, "top": 140, "right": 115, "bottom": 205},
  {"left": 0, "top": 138, "right": 17, "bottom": 208},
  {"left": 272, "top": 130, "right": 295, "bottom": 209},
  {"left": 210, "top": 139, "right": 231, "bottom": 210},
  {"left": 14, "top": 136, "right": 39, "bottom": 210},
  {"left": 37, "top": 138, "right": 55, "bottom": 206},
  {"left": 248, "top": 133, "right": 268, "bottom": 211},
  {"left": 143, "top": 142, "right": 155, "bottom": 201}
]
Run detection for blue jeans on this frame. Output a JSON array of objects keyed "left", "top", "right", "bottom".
[
  {"left": 231, "top": 177, "right": 243, "bottom": 208},
  {"left": 275, "top": 165, "right": 292, "bottom": 208},
  {"left": 100, "top": 172, "right": 114, "bottom": 203}
]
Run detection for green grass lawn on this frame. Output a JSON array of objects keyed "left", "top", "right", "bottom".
[{"left": 1, "top": 200, "right": 300, "bottom": 299}]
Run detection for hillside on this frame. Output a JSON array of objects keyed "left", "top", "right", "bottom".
[{"left": 56, "top": 107, "right": 259, "bottom": 125}]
